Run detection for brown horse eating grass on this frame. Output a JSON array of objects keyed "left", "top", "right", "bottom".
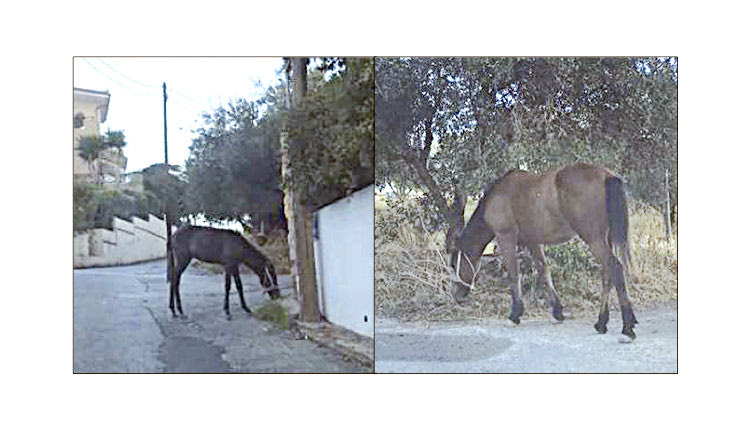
[
  {"left": 169, "top": 226, "right": 280, "bottom": 318},
  {"left": 450, "top": 163, "right": 638, "bottom": 342}
]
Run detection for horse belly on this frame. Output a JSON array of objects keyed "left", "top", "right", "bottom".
[
  {"left": 520, "top": 211, "right": 576, "bottom": 245},
  {"left": 518, "top": 184, "right": 576, "bottom": 244},
  {"left": 188, "top": 241, "right": 231, "bottom": 265}
]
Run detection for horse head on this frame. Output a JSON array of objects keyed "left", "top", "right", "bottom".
[
  {"left": 449, "top": 248, "right": 473, "bottom": 307},
  {"left": 262, "top": 263, "right": 281, "bottom": 300}
]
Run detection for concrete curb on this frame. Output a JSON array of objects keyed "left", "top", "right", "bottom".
[{"left": 298, "top": 321, "right": 374, "bottom": 370}]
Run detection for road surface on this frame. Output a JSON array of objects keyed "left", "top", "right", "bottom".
[
  {"left": 375, "top": 302, "right": 677, "bottom": 373},
  {"left": 74, "top": 259, "right": 368, "bottom": 373}
]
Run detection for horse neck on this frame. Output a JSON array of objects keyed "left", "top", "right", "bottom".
[
  {"left": 245, "top": 253, "right": 267, "bottom": 272},
  {"left": 457, "top": 203, "right": 494, "bottom": 262}
]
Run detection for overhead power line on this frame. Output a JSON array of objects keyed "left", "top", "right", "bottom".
[
  {"left": 80, "top": 58, "right": 158, "bottom": 97},
  {"left": 97, "top": 58, "right": 160, "bottom": 89},
  {"left": 79, "top": 58, "right": 206, "bottom": 112}
]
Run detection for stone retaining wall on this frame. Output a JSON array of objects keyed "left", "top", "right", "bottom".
[{"left": 74, "top": 214, "right": 175, "bottom": 268}]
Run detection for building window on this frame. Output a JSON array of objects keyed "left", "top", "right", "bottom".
[{"left": 74, "top": 112, "right": 85, "bottom": 129}]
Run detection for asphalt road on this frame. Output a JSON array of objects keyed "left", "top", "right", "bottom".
[
  {"left": 375, "top": 302, "right": 677, "bottom": 373},
  {"left": 74, "top": 259, "right": 368, "bottom": 373}
]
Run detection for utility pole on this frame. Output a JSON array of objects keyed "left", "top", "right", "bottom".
[{"left": 163, "top": 82, "right": 173, "bottom": 281}]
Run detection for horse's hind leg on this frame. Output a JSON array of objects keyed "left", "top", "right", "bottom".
[
  {"left": 585, "top": 239, "right": 611, "bottom": 334},
  {"left": 532, "top": 244, "right": 563, "bottom": 323},
  {"left": 609, "top": 255, "right": 637, "bottom": 341},
  {"left": 232, "top": 268, "right": 251, "bottom": 314},
  {"left": 170, "top": 254, "right": 190, "bottom": 316},
  {"left": 223, "top": 270, "right": 232, "bottom": 316},
  {"left": 594, "top": 267, "right": 611, "bottom": 334},
  {"left": 589, "top": 239, "right": 636, "bottom": 340}
]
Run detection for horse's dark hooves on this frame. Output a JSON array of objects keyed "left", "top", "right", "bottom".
[
  {"left": 594, "top": 322, "right": 607, "bottom": 334},
  {"left": 552, "top": 303, "right": 564, "bottom": 321},
  {"left": 504, "top": 318, "right": 520, "bottom": 327},
  {"left": 243, "top": 307, "right": 252, "bottom": 314}
]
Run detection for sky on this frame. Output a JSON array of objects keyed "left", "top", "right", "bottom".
[{"left": 74, "top": 57, "right": 285, "bottom": 173}]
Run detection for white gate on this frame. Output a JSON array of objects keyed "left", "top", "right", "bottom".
[{"left": 313, "top": 185, "right": 374, "bottom": 337}]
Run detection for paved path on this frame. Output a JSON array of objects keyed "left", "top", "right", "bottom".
[
  {"left": 74, "top": 259, "right": 368, "bottom": 373},
  {"left": 375, "top": 302, "right": 677, "bottom": 373}
]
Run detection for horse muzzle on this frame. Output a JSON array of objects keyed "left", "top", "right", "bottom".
[{"left": 451, "top": 283, "right": 471, "bottom": 307}]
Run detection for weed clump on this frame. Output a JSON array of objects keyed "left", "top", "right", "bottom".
[{"left": 253, "top": 300, "right": 289, "bottom": 331}]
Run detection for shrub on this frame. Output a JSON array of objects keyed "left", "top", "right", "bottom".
[
  {"left": 73, "top": 183, "right": 163, "bottom": 231},
  {"left": 73, "top": 183, "right": 98, "bottom": 231}
]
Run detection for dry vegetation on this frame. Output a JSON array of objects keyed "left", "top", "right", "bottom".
[
  {"left": 375, "top": 198, "right": 677, "bottom": 322},
  {"left": 255, "top": 230, "right": 292, "bottom": 275}
]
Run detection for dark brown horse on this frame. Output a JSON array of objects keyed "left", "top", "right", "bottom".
[
  {"left": 450, "top": 163, "right": 638, "bottom": 342},
  {"left": 169, "top": 225, "right": 281, "bottom": 318}
]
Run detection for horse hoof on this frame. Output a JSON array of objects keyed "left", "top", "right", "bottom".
[
  {"left": 504, "top": 319, "right": 519, "bottom": 328},
  {"left": 549, "top": 315, "right": 563, "bottom": 325},
  {"left": 618, "top": 334, "right": 634, "bottom": 344}
]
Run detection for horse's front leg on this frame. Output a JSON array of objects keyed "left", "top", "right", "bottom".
[
  {"left": 498, "top": 232, "right": 523, "bottom": 325},
  {"left": 232, "top": 270, "right": 251, "bottom": 314}
]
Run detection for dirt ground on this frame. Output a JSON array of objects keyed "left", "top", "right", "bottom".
[{"left": 375, "top": 299, "right": 677, "bottom": 373}]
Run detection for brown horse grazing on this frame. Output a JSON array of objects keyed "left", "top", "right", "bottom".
[
  {"left": 450, "top": 163, "right": 638, "bottom": 342},
  {"left": 169, "top": 226, "right": 281, "bottom": 318}
]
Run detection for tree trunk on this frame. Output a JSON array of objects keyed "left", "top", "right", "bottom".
[
  {"left": 285, "top": 57, "right": 321, "bottom": 323},
  {"left": 280, "top": 131, "right": 298, "bottom": 299},
  {"left": 665, "top": 169, "right": 672, "bottom": 240}
]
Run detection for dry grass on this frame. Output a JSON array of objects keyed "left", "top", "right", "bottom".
[
  {"left": 375, "top": 199, "right": 677, "bottom": 322},
  {"left": 256, "top": 230, "right": 291, "bottom": 275},
  {"left": 628, "top": 202, "right": 678, "bottom": 303}
]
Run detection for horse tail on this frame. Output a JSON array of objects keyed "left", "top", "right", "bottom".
[{"left": 605, "top": 176, "right": 631, "bottom": 268}]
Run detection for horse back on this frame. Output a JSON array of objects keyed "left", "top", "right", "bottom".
[
  {"left": 173, "top": 226, "right": 249, "bottom": 265},
  {"left": 484, "top": 164, "right": 617, "bottom": 245}
]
